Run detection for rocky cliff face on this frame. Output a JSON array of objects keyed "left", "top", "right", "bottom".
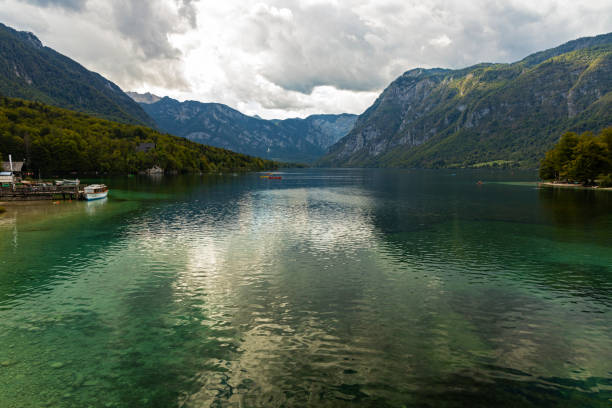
[
  {"left": 126, "top": 92, "right": 162, "bottom": 104},
  {"left": 320, "top": 33, "right": 612, "bottom": 168},
  {"left": 272, "top": 113, "right": 359, "bottom": 150},
  {"left": 136, "top": 96, "right": 357, "bottom": 163},
  {"left": 0, "top": 23, "right": 155, "bottom": 127}
]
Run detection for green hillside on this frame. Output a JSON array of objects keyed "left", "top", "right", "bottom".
[
  {"left": 0, "top": 22, "right": 154, "bottom": 127},
  {"left": 320, "top": 33, "right": 612, "bottom": 168},
  {"left": 0, "top": 97, "right": 278, "bottom": 175}
]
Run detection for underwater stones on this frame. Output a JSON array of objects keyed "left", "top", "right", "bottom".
[{"left": 50, "top": 362, "right": 65, "bottom": 369}]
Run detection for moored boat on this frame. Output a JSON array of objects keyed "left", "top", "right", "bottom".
[{"left": 83, "top": 184, "right": 108, "bottom": 201}]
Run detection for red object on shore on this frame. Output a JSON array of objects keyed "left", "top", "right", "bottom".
[{"left": 268, "top": 176, "right": 282, "bottom": 180}]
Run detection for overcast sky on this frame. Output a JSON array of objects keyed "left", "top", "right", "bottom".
[{"left": 1, "top": 0, "right": 611, "bottom": 119}]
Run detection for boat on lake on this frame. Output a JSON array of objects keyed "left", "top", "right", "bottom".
[{"left": 83, "top": 184, "right": 108, "bottom": 201}]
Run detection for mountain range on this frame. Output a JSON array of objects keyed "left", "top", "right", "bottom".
[
  {"left": 132, "top": 94, "right": 357, "bottom": 163},
  {"left": 319, "top": 33, "right": 612, "bottom": 168},
  {"left": 1, "top": 19, "right": 610, "bottom": 170},
  {"left": 0, "top": 22, "right": 154, "bottom": 127},
  {"left": 0, "top": 22, "right": 278, "bottom": 175}
]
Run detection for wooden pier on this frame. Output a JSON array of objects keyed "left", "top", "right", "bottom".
[{"left": 0, "top": 184, "right": 84, "bottom": 201}]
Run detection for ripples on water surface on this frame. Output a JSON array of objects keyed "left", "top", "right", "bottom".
[{"left": 0, "top": 169, "right": 611, "bottom": 407}]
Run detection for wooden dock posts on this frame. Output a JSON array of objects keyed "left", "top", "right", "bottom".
[{"left": 0, "top": 184, "right": 84, "bottom": 201}]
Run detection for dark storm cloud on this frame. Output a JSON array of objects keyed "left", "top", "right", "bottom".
[
  {"left": 177, "top": 0, "right": 198, "bottom": 28},
  {"left": 236, "top": 2, "right": 387, "bottom": 93},
  {"left": 111, "top": 0, "right": 198, "bottom": 59},
  {"left": 1, "top": 0, "right": 611, "bottom": 118},
  {"left": 233, "top": 1, "right": 518, "bottom": 93},
  {"left": 23, "top": 0, "right": 85, "bottom": 11},
  {"left": 0, "top": 0, "right": 200, "bottom": 90},
  {"left": 230, "top": 0, "right": 611, "bottom": 96}
]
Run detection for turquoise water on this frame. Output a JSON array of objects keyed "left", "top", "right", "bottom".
[{"left": 0, "top": 169, "right": 611, "bottom": 407}]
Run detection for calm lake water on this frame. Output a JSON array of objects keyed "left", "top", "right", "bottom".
[{"left": 1, "top": 169, "right": 611, "bottom": 407}]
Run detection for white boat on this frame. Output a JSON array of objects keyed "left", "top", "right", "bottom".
[{"left": 83, "top": 184, "right": 108, "bottom": 201}]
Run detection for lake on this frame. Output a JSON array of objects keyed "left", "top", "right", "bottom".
[{"left": 0, "top": 169, "right": 611, "bottom": 407}]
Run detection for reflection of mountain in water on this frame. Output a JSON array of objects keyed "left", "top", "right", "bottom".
[{"left": 0, "top": 170, "right": 611, "bottom": 407}]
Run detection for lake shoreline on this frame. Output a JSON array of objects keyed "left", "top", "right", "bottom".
[{"left": 538, "top": 182, "right": 612, "bottom": 191}]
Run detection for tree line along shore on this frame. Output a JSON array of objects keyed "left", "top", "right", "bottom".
[
  {"left": 0, "top": 97, "right": 280, "bottom": 177},
  {"left": 539, "top": 127, "right": 612, "bottom": 188},
  {"left": 1, "top": 95, "right": 611, "bottom": 189}
]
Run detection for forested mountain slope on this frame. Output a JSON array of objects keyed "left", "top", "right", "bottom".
[
  {"left": 0, "top": 22, "right": 154, "bottom": 127},
  {"left": 320, "top": 33, "right": 612, "bottom": 168},
  {"left": 0, "top": 97, "right": 277, "bottom": 175}
]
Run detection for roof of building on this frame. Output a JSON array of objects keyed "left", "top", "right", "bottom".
[
  {"left": 1, "top": 161, "right": 24, "bottom": 172},
  {"left": 0, "top": 171, "right": 14, "bottom": 176}
]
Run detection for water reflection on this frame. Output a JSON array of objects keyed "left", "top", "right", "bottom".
[
  {"left": 166, "top": 174, "right": 611, "bottom": 406},
  {"left": 0, "top": 170, "right": 611, "bottom": 407},
  {"left": 85, "top": 197, "right": 108, "bottom": 214},
  {"left": 538, "top": 187, "right": 612, "bottom": 227}
]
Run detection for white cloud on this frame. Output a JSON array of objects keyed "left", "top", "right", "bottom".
[
  {"left": 1, "top": 0, "right": 612, "bottom": 119},
  {"left": 429, "top": 35, "right": 452, "bottom": 47}
]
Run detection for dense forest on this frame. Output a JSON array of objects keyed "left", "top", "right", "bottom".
[
  {"left": 0, "top": 97, "right": 279, "bottom": 176},
  {"left": 539, "top": 127, "right": 612, "bottom": 186},
  {"left": 0, "top": 22, "right": 154, "bottom": 126}
]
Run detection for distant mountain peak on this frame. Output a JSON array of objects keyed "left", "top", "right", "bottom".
[
  {"left": 139, "top": 96, "right": 357, "bottom": 163},
  {"left": 17, "top": 31, "right": 43, "bottom": 49},
  {"left": 126, "top": 91, "right": 162, "bottom": 104}
]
